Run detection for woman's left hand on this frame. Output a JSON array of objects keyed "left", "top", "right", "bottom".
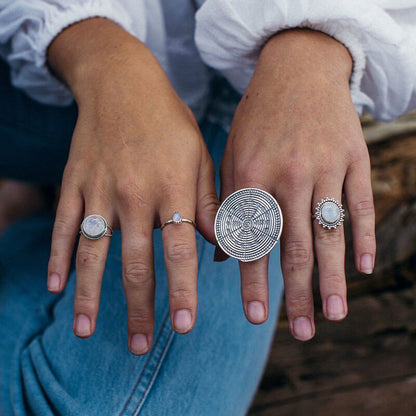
[{"left": 219, "top": 29, "right": 376, "bottom": 340}]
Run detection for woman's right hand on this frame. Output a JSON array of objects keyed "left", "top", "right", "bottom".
[{"left": 46, "top": 18, "right": 220, "bottom": 355}]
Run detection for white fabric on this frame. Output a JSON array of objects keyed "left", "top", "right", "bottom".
[
  {"left": 195, "top": 0, "right": 416, "bottom": 121},
  {"left": 0, "top": 0, "right": 415, "bottom": 122}
]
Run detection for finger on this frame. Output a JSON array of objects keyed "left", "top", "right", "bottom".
[
  {"left": 313, "top": 180, "right": 347, "bottom": 322},
  {"left": 232, "top": 173, "right": 271, "bottom": 324},
  {"left": 48, "top": 185, "right": 83, "bottom": 293},
  {"left": 239, "top": 255, "right": 269, "bottom": 324},
  {"left": 214, "top": 143, "right": 235, "bottom": 262},
  {"left": 119, "top": 208, "right": 155, "bottom": 356},
  {"left": 196, "top": 146, "right": 220, "bottom": 245},
  {"left": 74, "top": 205, "right": 113, "bottom": 338},
  {"left": 160, "top": 187, "right": 198, "bottom": 334},
  {"left": 344, "top": 156, "right": 376, "bottom": 275},
  {"left": 280, "top": 188, "right": 315, "bottom": 341}
]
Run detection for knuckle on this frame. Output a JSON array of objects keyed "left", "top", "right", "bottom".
[
  {"left": 127, "top": 311, "right": 153, "bottom": 329},
  {"left": 123, "top": 260, "right": 153, "bottom": 287},
  {"left": 165, "top": 241, "right": 195, "bottom": 263},
  {"left": 286, "top": 293, "right": 312, "bottom": 313},
  {"left": 350, "top": 199, "right": 375, "bottom": 218},
  {"left": 283, "top": 156, "right": 310, "bottom": 186},
  {"left": 283, "top": 241, "right": 312, "bottom": 268},
  {"left": 61, "top": 164, "right": 82, "bottom": 188},
  {"left": 53, "top": 216, "right": 75, "bottom": 238},
  {"left": 116, "top": 179, "right": 149, "bottom": 207},
  {"left": 74, "top": 291, "right": 99, "bottom": 308},
  {"left": 243, "top": 280, "right": 267, "bottom": 297},
  {"left": 170, "top": 287, "right": 195, "bottom": 304},
  {"left": 160, "top": 182, "right": 188, "bottom": 200},
  {"left": 315, "top": 228, "right": 344, "bottom": 245},
  {"left": 198, "top": 191, "right": 220, "bottom": 213},
  {"left": 321, "top": 274, "right": 345, "bottom": 288},
  {"left": 235, "top": 161, "right": 265, "bottom": 187},
  {"left": 77, "top": 247, "right": 102, "bottom": 266}
]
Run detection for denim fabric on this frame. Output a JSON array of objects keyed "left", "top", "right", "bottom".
[{"left": 0, "top": 59, "right": 284, "bottom": 416}]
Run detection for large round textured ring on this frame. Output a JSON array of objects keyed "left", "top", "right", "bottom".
[
  {"left": 160, "top": 212, "right": 196, "bottom": 230},
  {"left": 215, "top": 188, "right": 283, "bottom": 262},
  {"left": 313, "top": 197, "right": 345, "bottom": 229},
  {"left": 80, "top": 214, "right": 113, "bottom": 240}
]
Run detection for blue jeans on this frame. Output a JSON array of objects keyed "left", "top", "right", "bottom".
[{"left": 0, "top": 59, "right": 284, "bottom": 416}]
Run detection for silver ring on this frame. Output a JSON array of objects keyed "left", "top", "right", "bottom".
[
  {"left": 80, "top": 214, "right": 113, "bottom": 240},
  {"left": 312, "top": 197, "right": 345, "bottom": 229},
  {"left": 214, "top": 188, "right": 283, "bottom": 262},
  {"left": 161, "top": 212, "right": 196, "bottom": 230}
]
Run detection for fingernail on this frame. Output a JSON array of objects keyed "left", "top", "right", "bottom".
[
  {"left": 74, "top": 314, "right": 91, "bottom": 337},
  {"left": 173, "top": 309, "right": 192, "bottom": 333},
  {"left": 47, "top": 273, "right": 60, "bottom": 291},
  {"left": 130, "top": 334, "right": 148, "bottom": 355},
  {"left": 360, "top": 254, "right": 374, "bottom": 274},
  {"left": 293, "top": 317, "right": 314, "bottom": 341},
  {"left": 326, "top": 295, "right": 345, "bottom": 320},
  {"left": 247, "top": 301, "right": 266, "bottom": 324}
]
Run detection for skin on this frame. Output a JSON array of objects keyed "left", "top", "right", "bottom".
[
  {"left": 220, "top": 29, "right": 376, "bottom": 340},
  {"left": 46, "top": 19, "right": 376, "bottom": 353}
]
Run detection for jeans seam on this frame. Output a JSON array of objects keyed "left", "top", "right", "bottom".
[
  {"left": 131, "top": 326, "right": 175, "bottom": 416},
  {"left": 118, "top": 310, "right": 175, "bottom": 416}
]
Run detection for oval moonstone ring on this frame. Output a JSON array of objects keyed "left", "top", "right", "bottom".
[
  {"left": 80, "top": 214, "right": 113, "bottom": 240},
  {"left": 215, "top": 188, "right": 283, "bottom": 262},
  {"left": 313, "top": 198, "right": 345, "bottom": 229}
]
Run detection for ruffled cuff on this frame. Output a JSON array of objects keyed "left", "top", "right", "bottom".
[
  {"left": 195, "top": 0, "right": 416, "bottom": 120},
  {"left": 3, "top": 0, "right": 145, "bottom": 106}
]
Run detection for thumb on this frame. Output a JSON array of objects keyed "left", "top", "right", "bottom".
[
  {"left": 213, "top": 141, "right": 234, "bottom": 262},
  {"left": 195, "top": 148, "right": 220, "bottom": 245}
]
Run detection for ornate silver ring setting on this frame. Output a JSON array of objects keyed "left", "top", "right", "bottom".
[
  {"left": 313, "top": 197, "right": 345, "bottom": 229},
  {"left": 80, "top": 214, "right": 113, "bottom": 240},
  {"left": 214, "top": 188, "right": 283, "bottom": 262},
  {"left": 161, "top": 212, "right": 196, "bottom": 230}
]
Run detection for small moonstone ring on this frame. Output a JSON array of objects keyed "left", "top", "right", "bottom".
[
  {"left": 160, "top": 212, "right": 196, "bottom": 230},
  {"left": 80, "top": 214, "right": 113, "bottom": 240},
  {"left": 313, "top": 197, "right": 345, "bottom": 229}
]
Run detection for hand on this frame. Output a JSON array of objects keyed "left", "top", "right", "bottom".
[
  {"left": 46, "top": 19, "right": 219, "bottom": 354},
  {"left": 220, "top": 29, "right": 376, "bottom": 340}
]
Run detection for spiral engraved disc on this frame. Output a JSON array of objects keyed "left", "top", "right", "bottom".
[{"left": 215, "top": 188, "right": 283, "bottom": 262}]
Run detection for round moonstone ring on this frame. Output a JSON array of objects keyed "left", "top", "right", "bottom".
[
  {"left": 313, "top": 198, "right": 345, "bottom": 229},
  {"left": 80, "top": 214, "right": 113, "bottom": 240},
  {"left": 160, "top": 212, "right": 196, "bottom": 230},
  {"left": 215, "top": 188, "right": 283, "bottom": 262}
]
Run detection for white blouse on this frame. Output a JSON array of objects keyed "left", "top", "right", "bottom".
[{"left": 0, "top": 0, "right": 415, "bottom": 123}]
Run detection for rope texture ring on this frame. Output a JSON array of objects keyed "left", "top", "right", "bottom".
[
  {"left": 80, "top": 214, "right": 113, "bottom": 240},
  {"left": 214, "top": 188, "right": 283, "bottom": 262}
]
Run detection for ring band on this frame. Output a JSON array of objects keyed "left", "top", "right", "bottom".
[
  {"left": 161, "top": 212, "right": 196, "bottom": 230},
  {"left": 80, "top": 214, "right": 113, "bottom": 240},
  {"left": 313, "top": 197, "right": 344, "bottom": 229}
]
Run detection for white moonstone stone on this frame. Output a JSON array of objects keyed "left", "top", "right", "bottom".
[
  {"left": 83, "top": 215, "right": 106, "bottom": 237},
  {"left": 173, "top": 212, "right": 182, "bottom": 223},
  {"left": 321, "top": 202, "right": 340, "bottom": 224}
]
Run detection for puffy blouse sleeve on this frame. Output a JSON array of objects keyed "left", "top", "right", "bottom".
[
  {"left": 0, "top": 0, "right": 147, "bottom": 106},
  {"left": 195, "top": 0, "right": 416, "bottom": 121}
]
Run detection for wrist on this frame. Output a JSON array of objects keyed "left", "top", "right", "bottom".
[
  {"left": 47, "top": 18, "right": 156, "bottom": 102},
  {"left": 259, "top": 28, "right": 353, "bottom": 87}
]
